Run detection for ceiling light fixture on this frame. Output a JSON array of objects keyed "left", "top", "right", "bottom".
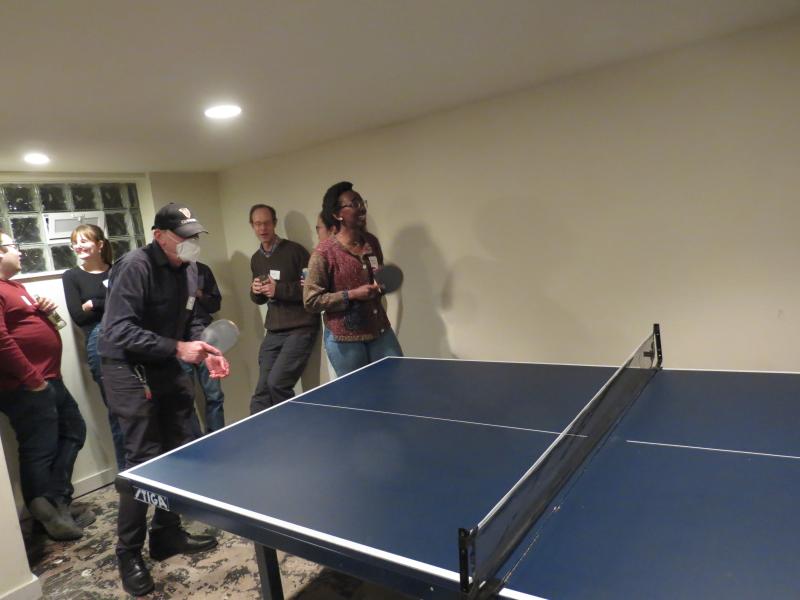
[
  {"left": 24, "top": 152, "right": 50, "bottom": 165},
  {"left": 204, "top": 104, "right": 242, "bottom": 120}
]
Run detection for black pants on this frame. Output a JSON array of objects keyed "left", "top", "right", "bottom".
[
  {"left": 0, "top": 379, "right": 86, "bottom": 504},
  {"left": 250, "top": 328, "right": 318, "bottom": 414},
  {"left": 102, "top": 358, "right": 195, "bottom": 555}
]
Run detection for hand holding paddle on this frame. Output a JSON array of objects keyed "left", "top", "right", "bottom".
[
  {"left": 373, "top": 264, "right": 404, "bottom": 294},
  {"left": 348, "top": 283, "right": 381, "bottom": 301}
]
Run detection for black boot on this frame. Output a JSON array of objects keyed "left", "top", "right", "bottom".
[
  {"left": 149, "top": 526, "right": 218, "bottom": 561},
  {"left": 56, "top": 500, "right": 96, "bottom": 528},
  {"left": 28, "top": 497, "right": 83, "bottom": 541},
  {"left": 118, "top": 551, "right": 154, "bottom": 596}
]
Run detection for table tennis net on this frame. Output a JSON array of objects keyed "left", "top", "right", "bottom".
[{"left": 459, "top": 325, "right": 662, "bottom": 598}]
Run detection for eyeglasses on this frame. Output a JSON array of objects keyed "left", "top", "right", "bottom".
[
  {"left": 339, "top": 198, "right": 368, "bottom": 210},
  {"left": 0, "top": 240, "right": 19, "bottom": 250}
]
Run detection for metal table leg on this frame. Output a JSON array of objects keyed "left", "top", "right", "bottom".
[{"left": 254, "top": 543, "right": 284, "bottom": 600}]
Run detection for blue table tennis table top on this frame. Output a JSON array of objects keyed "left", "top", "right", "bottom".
[{"left": 121, "top": 357, "right": 800, "bottom": 599}]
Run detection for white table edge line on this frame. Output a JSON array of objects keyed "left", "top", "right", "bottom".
[
  {"left": 660, "top": 366, "right": 800, "bottom": 375},
  {"left": 291, "top": 401, "right": 575, "bottom": 436},
  {"left": 626, "top": 439, "right": 800, "bottom": 460},
  {"left": 123, "top": 473, "right": 461, "bottom": 582},
  {"left": 394, "top": 356, "right": 616, "bottom": 368},
  {"left": 499, "top": 589, "right": 548, "bottom": 600}
]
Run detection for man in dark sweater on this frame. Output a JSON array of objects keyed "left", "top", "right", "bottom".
[
  {"left": 0, "top": 229, "right": 88, "bottom": 541},
  {"left": 248, "top": 204, "right": 319, "bottom": 414}
]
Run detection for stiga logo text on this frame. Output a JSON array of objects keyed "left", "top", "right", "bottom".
[{"left": 133, "top": 487, "right": 170, "bottom": 510}]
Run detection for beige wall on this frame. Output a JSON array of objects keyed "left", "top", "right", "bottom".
[{"left": 218, "top": 18, "right": 800, "bottom": 376}]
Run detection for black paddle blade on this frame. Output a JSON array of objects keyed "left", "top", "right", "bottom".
[{"left": 374, "top": 264, "right": 404, "bottom": 293}]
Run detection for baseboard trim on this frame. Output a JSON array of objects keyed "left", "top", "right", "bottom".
[
  {"left": 0, "top": 574, "right": 42, "bottom": 600},
  {"left": 73, "top": 468, "right": 116, "bottom": 498}
]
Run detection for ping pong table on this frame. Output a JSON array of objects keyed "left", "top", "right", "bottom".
[{"left": 118, "top": 328, "right": 800, "bottom": 599}]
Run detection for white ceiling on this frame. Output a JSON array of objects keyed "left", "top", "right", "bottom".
[{"left": 1, "top": 0, "right": 799, "bottom": 173}]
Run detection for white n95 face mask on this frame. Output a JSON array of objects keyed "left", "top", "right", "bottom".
[{"left": 176, "top": 237, "right": 201, "bottom": 262}]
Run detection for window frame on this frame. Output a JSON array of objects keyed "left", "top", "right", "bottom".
[{"left": 0, "top": 175, "right": 151, "bottom": 280}]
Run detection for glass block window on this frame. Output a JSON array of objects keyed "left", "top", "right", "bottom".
[
  {"left": 51, "top": 244, "right": 78, "bottom": 270},
  {"left": 40, "top": 185, "right": 68, "bottom": 211},
  {"left": 20, "top": 248, "right": 47, "bottom": 273},
  {"left": 131, "top": 210, "right": 144, "bottom": 236},
  {"left": 101, "top": 185, "right": 125, "bottom": 209},
  {"left": 10, "top": 216, "right": 43, "bottom": 244},
  {"left": 0, "top": 181, "right": 143, "bottom": 275},
  {"left": 105, "top": 212, "right": 129, "bottom": 237},
  {"left": 110, "top": 239, "right": 131, "bottom": 259},
  {"left": 127, "top": 184, "right": 139, "bottom": 208},
  {"left": 71, "top": 185, "right": 97, "bottom": 210},
  {"left": 3, "top": 186, "right": 36, "bottom": 212}
]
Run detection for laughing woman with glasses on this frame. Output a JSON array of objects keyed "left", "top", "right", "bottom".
[{"left": 303, "top": 181, "right": 403, "bottom": 377}]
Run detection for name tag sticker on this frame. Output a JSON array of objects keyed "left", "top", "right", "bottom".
[
  {"left": 270, "top": 269, "right": 281, "bottom": 280},
  {"left": 368, "top": 256, "right": 379, "bottom": 270},
  {"left": 186, "top": 296, "right": 196, "bottom": 310},
  {"left": 133, "top": 487, "right": 170, "bottom": 510}
]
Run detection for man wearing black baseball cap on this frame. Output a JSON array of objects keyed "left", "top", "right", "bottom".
[
  {"left": 99, "top": 202, "right": 228, "bottom": 596},
  {"left": 152, "top": 202, "right": 209, "bottom": 237}
]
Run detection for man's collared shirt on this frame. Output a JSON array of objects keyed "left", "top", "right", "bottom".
[{"left": 257, "top": 236, "right": 282, "bottom": 259}]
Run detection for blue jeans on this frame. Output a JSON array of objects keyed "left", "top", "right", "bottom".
[
  {"left": 0, "top": 379, "right": 86, "bottom": 504},
  {"left": 324, "top": 327, "right": 403, "bottom": 377},
  {"left": 180, "top": 360, "right": 225, "bottom": 433},
  {"left": 86, "top": 324, "right": 126, "bottom": 470}
]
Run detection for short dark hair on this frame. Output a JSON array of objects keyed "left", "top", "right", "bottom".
[
  {"left": 321, "top": 181, "right": 353, "bottom": 229},
  {"left": 249, "top": 204, "right": 277, "bottom": 223}
]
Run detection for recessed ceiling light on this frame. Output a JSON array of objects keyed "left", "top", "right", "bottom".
[
  {"left": 204, "top": 104, "right": 242, "bottom": 120},
  {"left": 24, "top": 152, "right": 50, "bottom": 165}
]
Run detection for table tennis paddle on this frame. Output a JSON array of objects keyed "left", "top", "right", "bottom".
[
  {"left": 373, "top": 264, "right": 404, "bottom": 294},
  {"left": 201, "top": 319, "right": 240, "bottom": 353}
]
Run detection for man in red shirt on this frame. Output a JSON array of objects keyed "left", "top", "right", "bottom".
[{"left": 0, "top": 229, "right": 88, "bottom": 540}]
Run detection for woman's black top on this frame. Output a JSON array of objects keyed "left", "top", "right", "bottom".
[{"left": 62, "top": 266, "right": 109, "bottom": 337}]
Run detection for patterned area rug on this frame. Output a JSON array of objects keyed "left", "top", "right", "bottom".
[{"left": 25, "top": 484, "right": 408, "bottom": 599}]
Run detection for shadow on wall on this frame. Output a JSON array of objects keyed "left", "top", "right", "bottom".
[
  {"left": 441, "top": 194, "right": 592, "bottom": 361},
  {"left": 228, "top": 250, "right": 264, "bottom": 416},
  {"left": 68, "top": 341, "right": 118, "bottom": 471},
  {"left": 389, "top": 224, "right": 454, "bottom": 358},
  {"left": 283, "top": 210, "right": 315, "bottom": 252},
  {"left": 283, "top": 210, "right": 323, "bottom": 392}
]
